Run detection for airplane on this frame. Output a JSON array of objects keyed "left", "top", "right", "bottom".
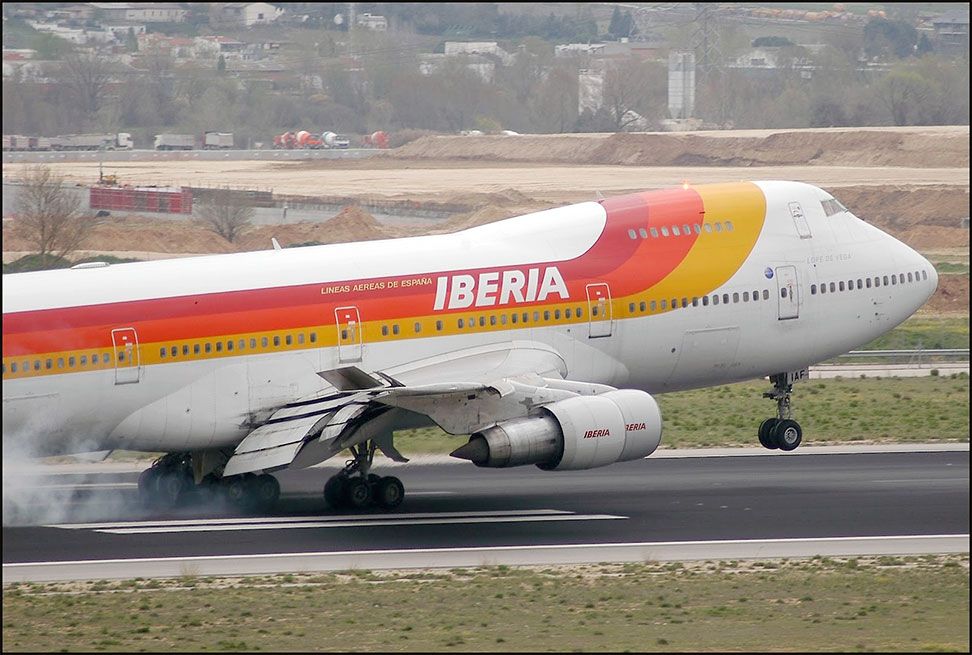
[{"left": 2, "top": 181, "right": 938, "bottom": 512}]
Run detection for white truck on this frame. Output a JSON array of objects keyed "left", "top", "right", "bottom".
[
  {"left": 321, "top": 131, "right": 350, "bottom": 149},
  {"left": 203, "top": 132, "right": 234, "bottom": 149},
  {"left": 51, "top": 133, "right": 133, "bottom": 150},
  {"left": 154, "top": 133, "right": 195, "bottom": 150}
]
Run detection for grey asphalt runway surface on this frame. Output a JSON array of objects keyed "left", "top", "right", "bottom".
[{"left": 3, "top": 446, "right": 968, "bottom": 582}]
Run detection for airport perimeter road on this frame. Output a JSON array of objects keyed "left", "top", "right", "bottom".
[
  {"left": 3, "top": 448, "right": 968, "bottom": 582},
  {"left": 2, "top": 148, "right": 378, "bottom": 164}
]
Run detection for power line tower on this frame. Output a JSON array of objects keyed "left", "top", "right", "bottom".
[{"left": 691, "top": 2, "right": 722, "bottom": 83}]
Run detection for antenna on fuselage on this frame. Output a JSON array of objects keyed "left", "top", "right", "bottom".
[
  {"left": 271, "top": 238, "right": 282, "bottom": 251},
  {"left": 595, "top": 190, "right": 604, "bottom": 201}
]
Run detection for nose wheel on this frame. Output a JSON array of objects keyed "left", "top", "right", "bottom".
[
  {"left": 758, "top": 374, "right": 803, "bottom": 451},
  {"left": 323, "top": 441, "right": 405, "bottom": 510}
]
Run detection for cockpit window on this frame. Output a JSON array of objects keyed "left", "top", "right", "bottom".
[{"left": 821, "top": 197, "right": 848, "bottom": 217}]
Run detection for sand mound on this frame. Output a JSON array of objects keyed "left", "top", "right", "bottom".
[
  {"left": 830, "top": 185, "right": 969, "bottom": 231},
  {"left": 391, "top": 126, "right": 970, "bottom": 169},
  {"left": 925, "top": 274, "right": 969, "bottom": 313},
  {"left": 2, "top": 214, "right": 235, "bottom": 254},
  {"left": 237, "top": 205, "right": 393, "bottom": 250}
]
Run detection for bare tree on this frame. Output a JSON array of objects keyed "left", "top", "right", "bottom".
[
  {"left": 196, "top": 188, "right": 255, "bottom": 243},
  {"left": 12, "top": 165, "right": 97, "bottom": 259},
  {"left": 602, "top": 58, "right": 662, "bottom": 131},
  {"left": 58, "top": 51, "right": 113, "bottom": 120}
]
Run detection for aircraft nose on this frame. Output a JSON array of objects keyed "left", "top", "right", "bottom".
[{"left": 918, "top": 251, "right": 939, "bottom": 304}]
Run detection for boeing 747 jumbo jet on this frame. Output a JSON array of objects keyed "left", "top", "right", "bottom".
[{"left": 2, "top": 181, "right": 938, "bottom": 511}]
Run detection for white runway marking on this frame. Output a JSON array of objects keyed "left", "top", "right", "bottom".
[
  {"left": 50, "top": 509, "right": 626, "bottom": 534},
  {"left": 5, "top": 534, "right": 968, "bottom": 583},
  {"left": 33, "top": 483, "right": 137, "bottom": 490}
]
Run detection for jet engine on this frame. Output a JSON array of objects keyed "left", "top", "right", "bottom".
[{"left": 450, "top": 390, "right": 662, "bottom": 471}]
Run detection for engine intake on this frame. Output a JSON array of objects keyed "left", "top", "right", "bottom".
[{"left": 450, "top": 390, "right": 662, "bottom": 470}]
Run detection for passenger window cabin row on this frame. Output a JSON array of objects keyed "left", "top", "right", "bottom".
[
  {"left": 159, "top": 332, "right": 318, "bottom": 359},
  {"left": 627, "top": 221, "right": 734, "bottom": 241},
  {"left": 628, "top": 289, "right": 771, "bottom": 315},
  {"left": 2, "top": 331, "right": 322, "bottom": 377},
  {"left": 5, "top": 351, "right": 112, "bottom": 375},
  {"left": 811, "top": 269, "right": 928, "bottom": 296}
]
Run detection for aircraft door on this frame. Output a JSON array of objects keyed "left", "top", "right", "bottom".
[
  {"left": 586, "top": 283, "right": 613, "bottom": 338},
  {"left": 335, "top": 306, "right": 363, "bottom": 363},
  {"left": 775, "top": 266, "right": 800, "bottom": 320},
  {"left": 111, "top": 327, "right": 141, "bottom": 384},
  {"left": 788, "top": 202, "right": 812, "bottom": 239}
]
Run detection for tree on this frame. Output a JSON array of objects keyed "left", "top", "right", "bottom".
[
  {"left": 196, "top": 188, "right": 255, "bottom": 243},
  {"left": 12, "top": 165, "right": 98, "bottom": 259},
  {"left": 602, "top": 58, "right": 664, "bottom": 131},
  {"left": 874, "top": 69, "right": 933, "bottom": 125},
  {"left": 864, "top": 18, "right": 918, "bottom": 60},
  {"left": 58, "top": 51, "right": 113, "bottom": 120}
]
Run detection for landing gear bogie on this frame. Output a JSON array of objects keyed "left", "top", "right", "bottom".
[
  {"left": 137, "top": 452, "right": 280, "bottom": 512},
  {"left": 323, "top": 441, "right": 406, "bottom": 511},
  {"left": 757, "top": 373, "right": 804, "bottom": 452}
]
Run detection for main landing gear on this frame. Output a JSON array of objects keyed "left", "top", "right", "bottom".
[
  {"left": 137, "top": 452, "right": 280, "bottom": 512},
  {"left": 758, "top": 373, "right": 803, "bottom": 451},
  {"left": 324, "top": 441, "right": 405, "bottom": 511}
]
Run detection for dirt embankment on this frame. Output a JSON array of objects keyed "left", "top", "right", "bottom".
[
  {"left": 389, "top": 126, "right": 970, "bottom": 169},
  {"left": 827, "top": 184, "right": 970, "bottom": 248},
  {"left": 924, "top": 275, "right": 969, "bottom": 314}
]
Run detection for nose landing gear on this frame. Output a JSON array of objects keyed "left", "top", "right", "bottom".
[
  {"left": 758, "top": 374, "right": 803, "bottom": 451},
  {"left": 323, "top": 441, "right": 405, "bottom": 511}
]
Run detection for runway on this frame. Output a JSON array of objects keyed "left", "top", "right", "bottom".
[{"left": 3, "top": 446, "right": 968, "bottom": 582}]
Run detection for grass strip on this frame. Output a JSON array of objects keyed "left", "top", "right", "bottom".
[
  {"left": 3, "top": 555, "right": 967, "bottom": 652},
  {"left": 862, "top": 315, "right": 969, "bottom": 351},
  {"left": 396, "top": 375, "right": 969, "bottom": 453}
]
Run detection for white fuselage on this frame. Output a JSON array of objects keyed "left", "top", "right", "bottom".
[{"left": 2, "top": 181, "right": 937, "bottom": 456}]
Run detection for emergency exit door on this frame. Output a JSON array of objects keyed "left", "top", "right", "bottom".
[
  {"left": 111, "top": 327, "right": 141, "bottom": 384},
  {"left": 335, "top": 306, "right": 363, "bottom": 362},
  {"left": 586, "top": 283, "right": 613, "bottom": 338}
]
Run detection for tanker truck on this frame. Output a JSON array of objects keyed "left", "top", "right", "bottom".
[
  {"left": 295, "top": 130, "right": 323, "bottom": 149},
  {"left": 322, "top": 131, "right": 350, "bottom": 149},
  {"left": 363, "top": 130, "right": 389, "bottom": 149}
]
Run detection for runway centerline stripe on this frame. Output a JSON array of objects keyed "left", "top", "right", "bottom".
[{"left": 94, "top": 513, "right": 627, "bottom": 534}]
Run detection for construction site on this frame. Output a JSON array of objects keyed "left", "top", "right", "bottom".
[{"left": 2, "top": 125, "right": 969, "bottom": 311}]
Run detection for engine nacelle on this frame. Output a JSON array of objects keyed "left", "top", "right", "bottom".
[{"left": 450, "top": 390, "right": 662, "bottom": 470}]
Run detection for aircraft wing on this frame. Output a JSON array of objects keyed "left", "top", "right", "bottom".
[{"left": 223, "top": 340, "right": 615, "bottom": 476}]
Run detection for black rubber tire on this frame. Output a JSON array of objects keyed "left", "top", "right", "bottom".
[
  {"left": 324, "top": 475, "right": 348, "bottom": 509},
  {"left": 774, "top": 419, "right": 803, "bottom": 451},
  {"left": 375, "top": 476, "right": 405, "bottom": 509},
  {"left": 137, "top": 468, "right": 161, "bottom": 504},
  {"left": 155, "top": 469, "right": 190, "bottom": 506},
  {"left": 758, "top": 418, "right": 780, "bottom": 449},
  {"left": 223, "top": 475, "right": 250, "bottom": 507},
  {"left": 251, "top": 474, "right": 280, "bottom": 512},
  {"left": 345, "top": 478, "right": 372, "bottom": 510}
]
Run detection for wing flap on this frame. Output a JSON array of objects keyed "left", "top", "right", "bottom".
[{"left": 223, "top": 413, "right": 330, "bottom": 476}]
